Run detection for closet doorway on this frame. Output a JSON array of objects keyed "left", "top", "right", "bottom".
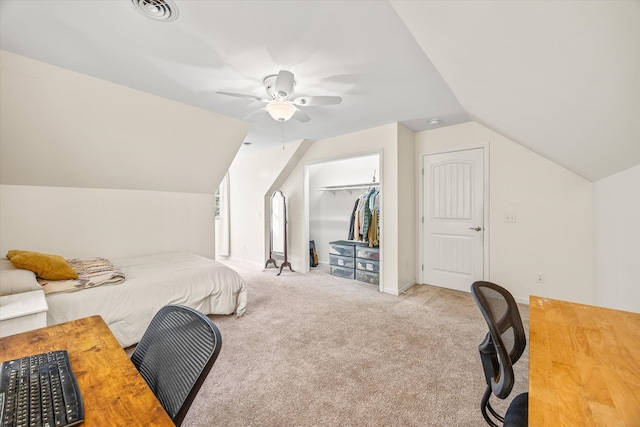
[{"left": 304, "top": 153, "right": 382, "bottom": 291}]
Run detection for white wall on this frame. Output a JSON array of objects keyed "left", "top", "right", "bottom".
[
  {"left": 0, "top": 51, "right": 249, "bottom": 261},
  {"left": 227, "top": 141, "right": 311, "bottom": 265},
  {"left": 416, "top": 122, "right": 594, "bottom": 305},
  {"left": 278, "top": 123, "right": 411, "bottom": 295},
  {"left": 308, "top": 154, "right": 380, "bottom": 264},
  {"left": 0, "top": 185, "right": 216, "bottom": 259},
  {"left": 228, "top": 124, "right": 406, "bottom": 293},
  {"left": 594, "top": 164, "right": 640, "bottom": 313},
  {"left": 227, "top": 123, "right": 417, "bottom": 295},
  {"left": 397, "top": 124, "right": 417, "bottom": 289},
  {"left": 0, "top": 50, "right": 249, "bottom": 194}
]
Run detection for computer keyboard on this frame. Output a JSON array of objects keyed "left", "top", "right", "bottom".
[{"left": 0, "top": 350, "right": 84, "bottom": 427}]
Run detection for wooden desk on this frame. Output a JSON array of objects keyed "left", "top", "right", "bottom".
[
  {"left": 529, "top": 296, "right": 640, "bottom": 426},
  {"left": 0, "top": 316, "right": 174, "bottom": 426}
]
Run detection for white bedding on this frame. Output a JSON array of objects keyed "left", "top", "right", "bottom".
[{"left": 45, "top": 252, "right": 247, "bottom": 347}]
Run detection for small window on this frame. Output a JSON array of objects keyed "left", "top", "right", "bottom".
[{"left": 214, "top": 188, "right": 220, "bottom": 219}]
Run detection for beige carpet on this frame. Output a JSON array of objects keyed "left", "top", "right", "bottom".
[{"left": 181, "top": 261, "right": 530, "bottom": 427}]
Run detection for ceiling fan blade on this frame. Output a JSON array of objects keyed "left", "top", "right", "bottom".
[
  {"left": 243, "top": 108, "right": 266, "bottom": 120},
  {"left": 275, "top": 70, "right": 295, "bottom": 98},
  {"left": 292, "top": 108, "right": 310, "bottom": 123},
  {"left": 292, "top": 96, "right": 342, "bottom": 106},
  {"left": 217, "top": 91, "right": 267, "bottom": 103}
]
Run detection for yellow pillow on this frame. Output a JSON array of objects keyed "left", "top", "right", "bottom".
[{"left": 6, "top": 250, "right": 78, "bottom": 280}]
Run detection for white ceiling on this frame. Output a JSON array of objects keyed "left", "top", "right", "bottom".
[
  {"left": 391, "top": 0, "right": 640, "bottom": 182},
  {"left": 1, "top": 0, "right": 638, "bottom": 182}
]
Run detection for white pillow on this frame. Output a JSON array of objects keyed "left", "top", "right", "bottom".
[{"left": 0, "top": 259, "right": 41, "bottom": 296}]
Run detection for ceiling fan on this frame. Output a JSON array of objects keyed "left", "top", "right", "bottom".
[{"left": 217, "top": 70, "right": 342, "bottom": 123}]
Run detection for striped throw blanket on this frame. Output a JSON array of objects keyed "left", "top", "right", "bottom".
[{"left": 38, "top": 257, "right": 125, "bottom": 295}]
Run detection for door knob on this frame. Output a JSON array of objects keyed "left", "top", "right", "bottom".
[{"left": 469, "top": 226, "right": 482, "bottom": 231}]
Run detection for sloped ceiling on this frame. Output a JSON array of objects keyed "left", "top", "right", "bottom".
[
  {"left": 0, "top": 51, "right": 250, "bottom": 193},
  {"left": 391, "top": 0, "right": 640, "bottom": 181},
  {"left": 1, "top": 1, "right": 638, "bottom": 182}
]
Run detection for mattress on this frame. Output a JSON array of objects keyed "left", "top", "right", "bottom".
[{"left": 45, "top": 252, "right": 247, "bottom": 347}]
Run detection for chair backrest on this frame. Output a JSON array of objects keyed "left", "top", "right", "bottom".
[
  {"left": 131, "top": 305, "right": 222, "bottom": 426},
  {"left": 470, "top": 281, "right": 526, "bottom": 400}
]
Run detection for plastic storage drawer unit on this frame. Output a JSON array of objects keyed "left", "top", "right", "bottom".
[
  {"left": 356, "top": 270, "right": 379, "bottom": 285},
  {"left": 356, "top": 246, "right": 380, "bottom": 261},
  {"left": 330, "top": 254, "right": 355, "bottom": 269},
  {"left": 329, "top": 240, "right": 357, "bottom": 280},
  {"left": 355, "top": 245, "right": 379, "bottom": 285},
  {"left": 330, "top": 265, "right": 356, "bottom": 279},
  {"left": 356, "top": 259, "right": 379, "bottom": 273},
  {"left": 329, "top": 240, "right": 356, "bottom": 257}
]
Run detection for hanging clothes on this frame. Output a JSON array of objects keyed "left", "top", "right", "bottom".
[
  {"left": 361, "top": 187, "right": 377, "bottom": 241},
  {"left": 347, "top": 187, "right": 380, "bottom": 246},
  {"left": 348, "top": 198, "right": 360, "bottom": 240},
  {"left": 353, "top": 194, "right": 366, "bottom": 241},
  {"left": 368, "top": 190, "right": 380, "bottom": 247},
  {"left": 368, "top": 209, "right": 379, "bottom": 247}
]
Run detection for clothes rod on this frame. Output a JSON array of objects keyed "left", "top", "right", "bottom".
[{"left": 316, "top": 182, "right": 379, "bottom": 193}]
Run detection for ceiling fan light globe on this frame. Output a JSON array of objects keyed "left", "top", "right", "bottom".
[{"left": 266, "top": 100, "right": 296, "bottom": 122}]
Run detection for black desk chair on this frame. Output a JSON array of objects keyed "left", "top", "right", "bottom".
[
  {"left": 470, "top": 281, "right": 528, "bottom": 427},
  {"left": 131, "top": 305, "right": 222, "bottom": 426}
]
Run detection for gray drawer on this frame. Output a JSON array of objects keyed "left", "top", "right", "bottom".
[
  {"left": 329, "top": 240, "right": 356, "bottom": 257},
  {"left": 330, "top": 265, "right": 355, "bottom": 280},
  {"left": 356, "top": 269, "right": 379, "bottom": 285},
  {"left": 356, "top": 258, "right": 379, "bottom": 273},
  {"left": 330, "top": 254, "right": 355, "bottom": 269},
  {"left": 356, "top": 246, "right": 379, "bottom": 261}
]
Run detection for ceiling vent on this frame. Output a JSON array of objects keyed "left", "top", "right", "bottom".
[{"left": 131, "top": 0, "right": 179, "bottom": 22}]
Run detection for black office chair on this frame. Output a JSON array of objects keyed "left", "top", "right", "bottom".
[
  {"left": 131, "top": 305, "right": 222, "bottom": 426},
  {"left": 470, "top": 281, "right": 528, "bottom": 427}
]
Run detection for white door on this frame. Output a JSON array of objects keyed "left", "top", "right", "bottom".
[{"left": 422, "top": 148, "right": 485, "bottom": 292}]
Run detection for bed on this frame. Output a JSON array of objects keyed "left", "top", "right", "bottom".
[{"left": 41, "top": 252, "right": 247, "bottom": 347}]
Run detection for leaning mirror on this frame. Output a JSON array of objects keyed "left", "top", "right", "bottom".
[{"left": 265, "top": 191, "right": 293, "bottom": 275}]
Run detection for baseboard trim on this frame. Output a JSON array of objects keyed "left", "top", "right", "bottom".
[{"left": 399, "top": 279, "right": 416, "bottom": 294}]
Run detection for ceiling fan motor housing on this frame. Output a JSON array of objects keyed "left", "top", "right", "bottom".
[
  {"left": 218, "top": 69, "right": 341, "bottom": 123},
  {"left": 264, "top": 70, "right": 295, "bottom": 100}
]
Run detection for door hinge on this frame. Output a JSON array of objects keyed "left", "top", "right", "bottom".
[{"left": 421, "top": 264, "right": 424, "bottom": 271}]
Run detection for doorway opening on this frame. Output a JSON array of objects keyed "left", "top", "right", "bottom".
[{"left": 303, "top": 153, "right": 382, "bottom": 291}]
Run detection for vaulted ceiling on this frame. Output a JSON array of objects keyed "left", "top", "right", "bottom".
[{"left": 1, "top": 1, "right": 637, "bottom": 182}]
